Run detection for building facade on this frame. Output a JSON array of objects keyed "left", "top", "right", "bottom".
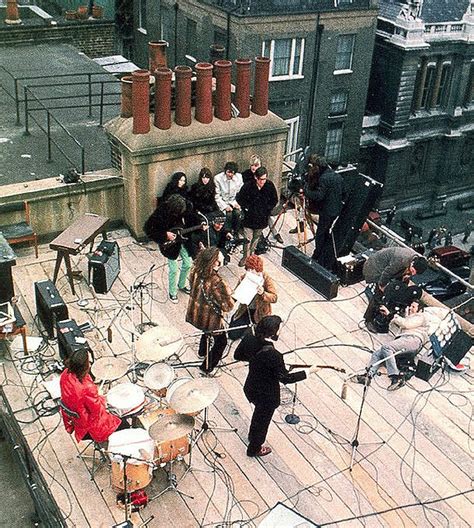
[
  {"left": 360, "top": 0, "right": 474, "bottom": 208},
  {"left": 130, "top": 0, "right": 379, "bottom": 166}
]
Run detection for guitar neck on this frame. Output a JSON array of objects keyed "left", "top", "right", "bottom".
[
  {"left": 287, "top": 364, "right": 346, "bottom": 373},
  {"left": 177, "top": 224, "right": 203, "bottom": 236}
]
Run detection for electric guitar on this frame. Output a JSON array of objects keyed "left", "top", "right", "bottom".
[
  {"left": 158, "top": 224, "right": 205, "bottom": 258},
  {"left": 287, "top": 364, "right": 346, "bottom": 373}
]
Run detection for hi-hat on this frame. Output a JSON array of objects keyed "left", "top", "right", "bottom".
[
  {"left": 143, "top": 363, "right": 174, "bottom": 391},
  {"left": 149, "top": 413, "right": 195, "bottom": 443},
  {"left": 91, "top": 357, "right": 129, "bottom": 381},
  {"left": 136, "top": 325, "right": 183, "bottom": 362},
  {"left": 169, "top": 378, "right": 219, "bottom": 415}
]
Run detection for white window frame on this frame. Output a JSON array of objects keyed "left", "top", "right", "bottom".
[
  {"left": 335, "top": 0, "right": 353, "bottom": 5},
  {"left": 262, "top": 38, "right": 305, "bottom": 81},
  {"left": 284, "top": 116, "right": 300, "bottom": 160},
  {"left": 138, "top": 0, "right": 147, "bottom": 34},
  {"left": 334, "top": 34, "right": 355, "bottom": 75},
  {"left": 325, "top": 123, "right": 344, "bottom": 162},
  {"left": 329, "top": 91, "right": 348, "bottom": 116}
]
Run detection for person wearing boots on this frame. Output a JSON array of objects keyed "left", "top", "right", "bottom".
[{"left": 236, "top": 166, "right": 278, "bottom": 266}]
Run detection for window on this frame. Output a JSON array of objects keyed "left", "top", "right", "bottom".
[
  {"left": 435, "top": 63, "right": 451, "bottom": 107},
  {"left": 329, "top": 92, "right": 348, "bottom": 116},
  {"left": 420, "top": 64, "right": 436, "bottom": 109},
  {"left": 138, "top": 0, "right": 147, "bottom": 33},
  {"left": 262, "top": 38, "right": 305, "bottom": 80},
  {"left": 464, "top": 64, "right": 474, "bottom": 106},
  {"left": 325, "top": 123, "right": 343, "bottom": 162},
  {"left": 334, "top": 34, "right": 355, "bottom": 72},
  {"left": 284, "top": 116, "right": 300, "bottom": 160},
  {"left": 185, "top": 18, "right": 197, "bottom": 57},
  {"left": 336, "top": 0, "right": 353, "bottom": 5}
]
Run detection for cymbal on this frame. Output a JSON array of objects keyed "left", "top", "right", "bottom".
[
  {"left": 136, "top": 325, "right": 183, "bottom": 362},
  {"left": 169, "top": 378, "right": 219, "bottom": 415},
  {"left": 149, "top": 413, "right": 195, "bottom": 443},
  {"left": 143, "top": 363, "right": 174, "bottom": 391},
  {"left": 91, "top": 357, "right": 129, "bottom": 381}
]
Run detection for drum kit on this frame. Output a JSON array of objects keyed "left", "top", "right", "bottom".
[{"left": 92, "top": 325, "right": 221, "bottom": 504}]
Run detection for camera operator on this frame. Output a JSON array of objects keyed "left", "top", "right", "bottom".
[
  {"left": 288, "top": 153, "right": 319, "bottom": 235},
  {"left": 188, "top": 212, "right": 234, "bottom": 264}
]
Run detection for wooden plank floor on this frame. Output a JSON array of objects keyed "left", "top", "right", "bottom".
[{"left": 1, "top": 223, "right": 472, "bottom": 528}]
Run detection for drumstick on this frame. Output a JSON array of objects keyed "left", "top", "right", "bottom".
[{"left": 99, "top": 378, "right": 106, "bottom": 395}]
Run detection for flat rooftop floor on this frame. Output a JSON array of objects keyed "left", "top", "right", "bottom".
[{"left": 0, "top": 225, "right": 472, "bottom": 527}]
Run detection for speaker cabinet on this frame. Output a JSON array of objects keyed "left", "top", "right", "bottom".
[
  {"left": 282, "top": 246, "right": 339, "bottom": 300},
  {"left": 333, "top": 172, "right": 384, "bottom": 257},
  {"left": 34, "top": 280, "right": 69, "bottom": 339},
  {"left": 56, "top": 319, "right": 90, "bottom": 361},
  {"left": 88, "top": 240, "right": 120, "bottom": 294}
]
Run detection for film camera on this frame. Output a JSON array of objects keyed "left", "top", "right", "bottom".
[
  {"left": 285, "top": 147, "right": 310, "bottom": 195},
  {"left": 223, "top": 237, "right": 247, "bottom": 265},
  {"left": 369, "top": 280, "right": 423, "bottom": 334}
]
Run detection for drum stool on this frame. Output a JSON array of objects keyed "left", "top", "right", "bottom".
[{"left": 59, "top": 401, "right": 109, "bottom": 480}]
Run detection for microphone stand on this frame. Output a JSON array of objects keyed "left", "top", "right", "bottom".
[{"left": 285, "top": 382, "right": 300, "bottom": 424}]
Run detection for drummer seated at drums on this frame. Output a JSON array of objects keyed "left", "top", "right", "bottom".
[{"left": 60, "top": 349, "right": 128, "bottom": 443}]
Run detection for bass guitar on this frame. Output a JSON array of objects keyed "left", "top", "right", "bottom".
[
  {"left": 287, "top": 364, "right": 346, "bottom": 373},
  {"left": 158, "top": 224, "right": 205, "bottom": 259}
]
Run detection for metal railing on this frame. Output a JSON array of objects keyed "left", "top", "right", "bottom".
[{"left": 24, "top": 86, "right": 86, "bottom": 174}]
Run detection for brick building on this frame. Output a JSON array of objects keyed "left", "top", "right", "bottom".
[
  {"left": 130, "top": 0, "right": 379, "bottom": 165},
  {"left": 360, "top": 0, "right": 474, "bottom": 208}
]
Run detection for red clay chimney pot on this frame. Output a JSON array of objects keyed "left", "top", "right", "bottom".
[
  {"left": 132, "top": 69, "right": 151, "bottom": 134},
  {"left": 214, "top": 60, "right": 232, "bottom": 122},
  {"left": 195, "top": 62, "right": 214, "bottom": 125},
  {"left": 149, "top": 41, "right": 168, "bottom": 73},
  {"left": 235, "top": 58, "right": 252, "bottom": 118},
  {"left": 252, "top": 56, "right": 270, "bottom": 116},
  {"left": 174, "top": 66, "right": 193, "bottom": 127},
  {"left": 154, "top": 67, "right": 172, "bottom": 130}
]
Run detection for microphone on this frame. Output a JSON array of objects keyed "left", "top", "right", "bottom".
[
  {"left": 341, "top": 382, "right": 347, "bottom": 401},
  {"left": 107, "top": 328, "right": 113, "bottom": 343}
]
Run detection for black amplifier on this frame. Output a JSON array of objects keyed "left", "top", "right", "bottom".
[
  {"left": 0, "top": 235, "right": 16, "bottom": 303},
  {"left": 282, "top": 245, "right": 339, "bottom": 300},
  {"left": 88, "top": 240, "right": 120, "bottom": 294},
  {"left": 415, "top": 350, "right": 442, "bottom": 381},
  {"left": 56, "top": 319, "right": 90, "bottom": 361},
  {"left": 34, "top": 280, "right": 68, "bottom": 338}
]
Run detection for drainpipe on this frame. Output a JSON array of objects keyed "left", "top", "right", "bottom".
[
  {"left": 154, "top": 67, "right": 172, "bottom": 130},
  {"left": 305, "top": 14, "right": 322, "bottom": 147},
  {"left": 132, "top": 69, "right": 150, "bottom": 134},
  {"left": 120, "top": 75, "right": 133, "bottom": 118},
  {"left": 235, "top": 58, "right": 252, "bottom": 118},
  {"left": 214, "top": 60, "right": 232, "bottom": 121},
  {"left": 252, "top": 57, "right": 270, "bottom": 116},
  {"left": 149, "top": 40, "right": 168, "bottom": 72},
  {"left": 174, "top": 66, "right": 192, "bottom": 126},
  {"left": 195, "top": 63, "right": 214, "bottom": 124},
  {"left": 174, "top": 3, "right": 179, "bottom": 67}
]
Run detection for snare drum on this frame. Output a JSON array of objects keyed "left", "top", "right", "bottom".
[
  {"left": 108, "top": 429, "right": 155, "bottom": 492},
  {"left": 106, "top": 383, "right": 145, "bottom": 417},
  {"left": 143, "top": 363, "right": 174, "bottom": 398}
]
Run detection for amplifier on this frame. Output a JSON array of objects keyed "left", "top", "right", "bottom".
[
  {"left": 88, "top": 240, "right": 120, "bottom": 294},
  {"left": 431, "top": 246, "right": 470, "bottom": 270},
  {"left": 415, "top": 350, "right": 442, "bottom": 381},
  {"left": 56, "top": 319, "right": 89, "bottom": 361},
  {"left": 336, "top": 251, "right": 373, "bottom": 286},
  {"left": 282, "top": 245, "right": 339, "bottom": 300},
  {"left": 438, "top": 329, "right": 472, "bottom": 366},
  {"left": 34, "top": 280, "right": 68, "bottom": 339}
]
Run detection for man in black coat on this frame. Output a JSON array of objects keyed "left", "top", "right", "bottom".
[
  {"left": 234, "top": 316, "right": 318, "bottom": 457},
  {"left": 304, "top": 157, "right": 344, "bottom": 270},
  {"left": 236, "top": 166, "right": 278, "bottom": 267}
]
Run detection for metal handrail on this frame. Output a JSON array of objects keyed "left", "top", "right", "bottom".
[
  {"left": 366, "top": 219, "right": 473, "bottom": 291},
  {"left": 24, "top": 86, "right": 85, "bottom": 174}
]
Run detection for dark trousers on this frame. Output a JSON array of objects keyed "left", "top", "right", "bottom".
[
  {"left": 312, "top": 214, "right": 337, "bottom": 270},
  {"left": 199, "top": 332, "right": 227, "bottom": 372},
  {"left": 247, "top": 400, "right": 277, "bottom": 456}
]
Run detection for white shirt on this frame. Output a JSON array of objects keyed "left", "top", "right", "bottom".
[
  {"left": 214, "top": 171, "right": 243, "bottom": 211},
  {"left": 392, "top": 307, "right": 451, "bottom": 344}
]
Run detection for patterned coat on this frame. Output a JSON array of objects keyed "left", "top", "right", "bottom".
[
  {"left": 186, "top": 269, "right": 234, "bottom": 331},
  {"left": 233, "top": 271, "right": 277, "bottom": 323}
]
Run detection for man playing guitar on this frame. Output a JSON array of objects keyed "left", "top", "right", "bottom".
[{"left": 144, "top": 194, "right": 206, "bottom": 303}]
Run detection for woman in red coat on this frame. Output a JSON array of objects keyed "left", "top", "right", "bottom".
[{"left": 60, "top": 349, "right": 122, "bottom": 443}]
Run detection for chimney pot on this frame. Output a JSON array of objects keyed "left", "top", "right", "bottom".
[
  {"left": 149, "top": 41, "right": 168, "bottom": 73},
  {"left": 235, "top": 58, "right": 252, "bottom": 118},
  {"left": 120, "top": 75, "right": 133, "bottom": 118},
  {"left": 214, "top": 60, "right": 232, "bottom": 122},
  {"left": 174, "top": 66, "right": 193, "bottom": 127},
  {"left": 252, "top": 56, "right": 271, "bottom": 116},
  {"left": 195, "top": 62, "right": 214, "bottom": 125},
  {"left": 132, "top": 69, "right": 151, "bottom": 135},
  {"left": 154, "top": 67, "right": 172, "bottom": 130}
]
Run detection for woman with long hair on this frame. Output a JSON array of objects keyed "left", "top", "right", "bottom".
[
  {"left": 186, "top": 247, "right": 234, "bottom": 373},
  {"left": 190, "top": 167, "right": 218, "bottom": 216},
  {"left": 161, "top": 172, "right": 189, "bottom": 201},
  {"left": 59, "top": 349, "right": 122, "bottom": 442}
]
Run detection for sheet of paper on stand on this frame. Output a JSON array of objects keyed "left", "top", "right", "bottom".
[{"left": 232, "top": 271, "right": 264, "bottom": 305}]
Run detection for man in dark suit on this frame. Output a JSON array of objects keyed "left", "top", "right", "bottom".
[
  {"left": 234, "top": 316, "right": 319, "bottom": 457},
  {"left": 304, "top": 156, "right": 344, "bottom": 270}
]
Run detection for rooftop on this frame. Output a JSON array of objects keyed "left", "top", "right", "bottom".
[
  {"left": 380, "top": 0, "right": 471, "bottom": 23},
  {"left": 0, "top": 219, "right": 472, "bottom": 527}
]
